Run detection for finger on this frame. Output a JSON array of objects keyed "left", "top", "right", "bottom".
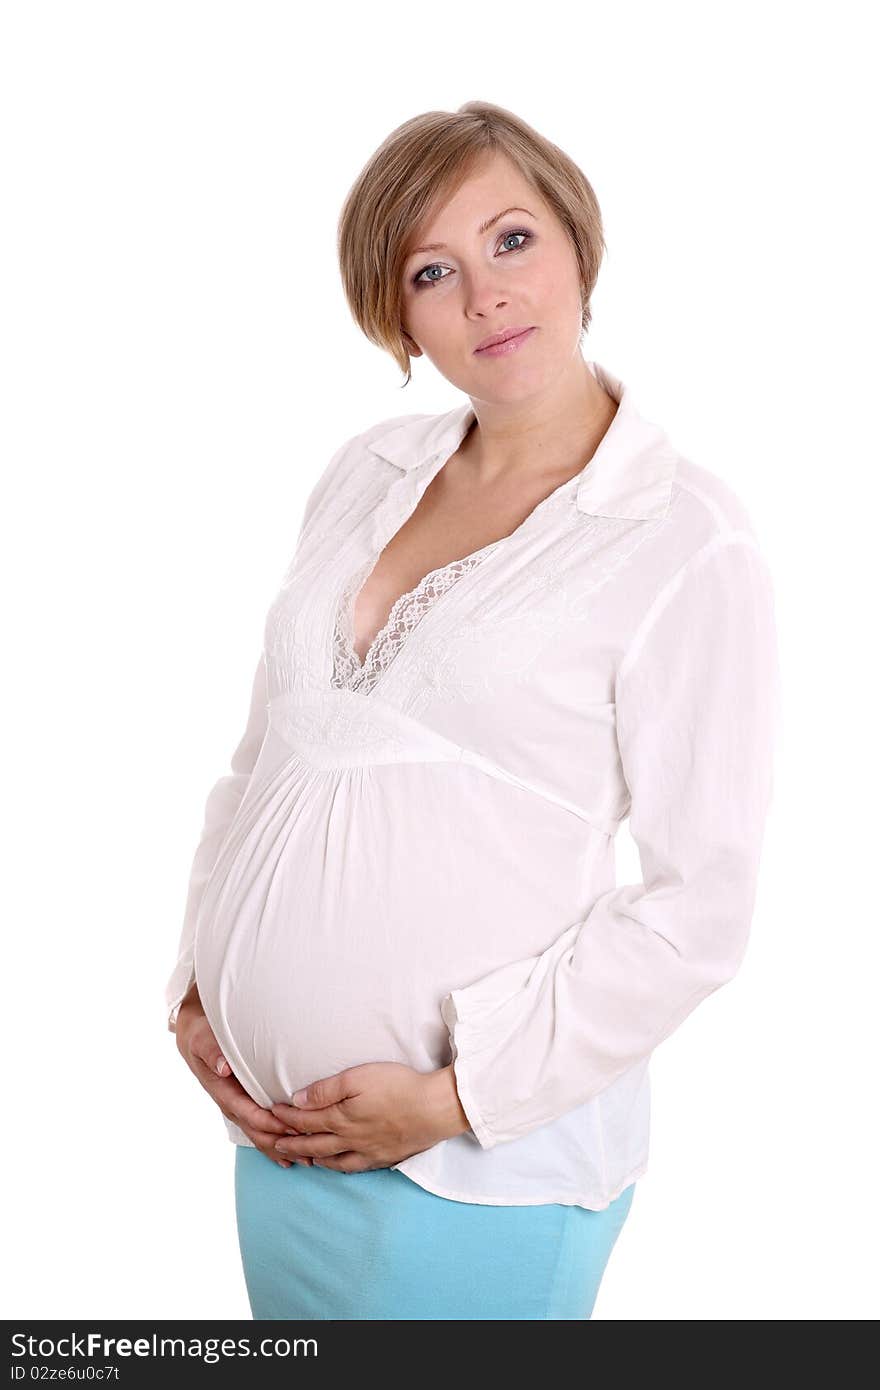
[
  {"left": 235, "top": 1114, "right": 299, "bottom": 1143},
  {"left": 227, "top": 1094, "right": 291, "bottom": 1135},
  {"left": 270, "top": 1102, "right": 338, "bottom": 1130},
  {"left": 195, "top": 1069, "right": 290, "bottom": 1135},
  {"left": 233, "top": 1124, "right": 298, "bottom": 1170},
  {"left": 256, "top": 1139, "right": 312, "bottom": 1169},
  {"left": 273, "top": 1131, "right": 349, "bottom": 1160},
  {"left": 281, "top": 1071, "right": 354, "bottom": 1111},
  {"left": 190, "top": 1032, "right": 233, "bottom": 1079},
  {"left": 313, "top": 1152, "right": 368, "bottom": 1172}
]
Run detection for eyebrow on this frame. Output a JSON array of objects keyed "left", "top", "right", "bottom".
[{"left": 408, "top": 207, "right": 537, "bottom": 257}]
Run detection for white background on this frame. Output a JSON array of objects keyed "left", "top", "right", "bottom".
[{"left": 3, "top": 0, "right": 877, "bottom": 1320}]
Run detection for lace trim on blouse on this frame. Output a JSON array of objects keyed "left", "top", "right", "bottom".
[{"left": 331, "top": 541, "right": 501, "bottom": 695}]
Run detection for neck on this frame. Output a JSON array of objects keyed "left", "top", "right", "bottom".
[{"left": 461, "top": 359, "right": 619, "bottom": 487}]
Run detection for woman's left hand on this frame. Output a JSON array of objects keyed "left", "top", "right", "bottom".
[{"left": 269, "top": 1062, "right": 470, "bottom": 1172}]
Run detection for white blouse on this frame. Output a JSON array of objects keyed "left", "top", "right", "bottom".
[{"left": 165, "top": 360, "right": 781, "bottom": 1211}]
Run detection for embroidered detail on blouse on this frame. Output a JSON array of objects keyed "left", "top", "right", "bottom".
[
  {"left": 402, "top": 515, "right": 665, "bottom": 715},
  {"left": 273, "top": 704, "right": 408, "bottom": 753},
  {"left": 331, "top": 542, "right": 502, "bottom": 695}
]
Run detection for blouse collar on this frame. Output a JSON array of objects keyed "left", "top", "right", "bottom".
[{"left": 366, "top": 360, "right": 677, "bottom": 522}]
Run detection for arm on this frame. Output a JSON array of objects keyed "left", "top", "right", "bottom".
[
  {"left": 440, "top": 532, "right": 782, "bottom": 1149},
  {"left": 165, "top": 651, "right": 269, "bottom": 1032},
  {"left": 164, "top": 424, "right": 369, "bottom": 1033}
]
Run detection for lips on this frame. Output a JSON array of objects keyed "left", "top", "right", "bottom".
[{"left": 474, "top": 325, "right": 535, "bottom": 353}]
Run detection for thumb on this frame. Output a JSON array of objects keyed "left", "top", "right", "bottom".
[
  {"left": 194, "top": 1031, "right": 232, "bottom": 1078},
  {"left": 289, "top": 1070, "right": 349, "bottom": 1108}
]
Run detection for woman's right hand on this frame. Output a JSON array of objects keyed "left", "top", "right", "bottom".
[{"left": 174, "top": 985, "right": 311, "bottom": 1169}]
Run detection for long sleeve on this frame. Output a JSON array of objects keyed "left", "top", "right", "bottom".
[
  {"left": 440, "top": 531, "right": 781, "bottom": 1150},
  {"left": 163, "top": 429, "right": 367, "bottom": 1034},
  {"left": 164, "top": 651, "right": 269, "bottom": 1032}
]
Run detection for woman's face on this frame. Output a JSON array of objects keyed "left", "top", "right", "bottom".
[{"left": 400, "top": 151, "right": 585, "bottom": 401}]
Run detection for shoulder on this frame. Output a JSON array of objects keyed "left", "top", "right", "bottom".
[
  {"left": 612, "top": 444, "right": 776, "bottom": 649},
  {"left": 646, "top": 447, "right": 772, "bottom": 583},
  {"left": 660, "top": 452, "right": 777, "bottom": 624},
  {"left": 617, "top": 452, "right": 779, "bottom": 689},
  {"left": 669, "top": 451, "right": 765, "bottom": 544}
]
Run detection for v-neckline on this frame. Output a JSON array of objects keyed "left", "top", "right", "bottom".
[
  {"left": 325, "top": 421, "right": 585, "bottom": 698},
  {"left": 336, "top": 535, "right": 503, "bottom": 688}
]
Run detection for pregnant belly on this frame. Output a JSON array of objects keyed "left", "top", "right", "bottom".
[{"left": 193, "top": 754, "right": 594, "bottom": 1107}]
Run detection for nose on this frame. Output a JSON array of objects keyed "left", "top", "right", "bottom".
[{"left": 463, "top": 271, "right": 510, "bottom": 320}]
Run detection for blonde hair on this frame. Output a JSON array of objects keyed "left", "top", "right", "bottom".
[{"left": 336, "top": 100, "right": 606, "bottom": 388}]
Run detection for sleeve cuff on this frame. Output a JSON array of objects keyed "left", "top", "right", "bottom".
[
  {"left": 166, "top": 964, "right": 196, "bottom": 1034},
  {"left": 440, "top": 990, "right": 498, "bottom": 1151}
]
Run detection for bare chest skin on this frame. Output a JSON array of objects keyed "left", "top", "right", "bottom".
[{"left": 352, "top": 392, "right": 618, "bottom": 664}]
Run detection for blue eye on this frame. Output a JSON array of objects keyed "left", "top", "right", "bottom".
[{"left": 412, "top": 229, "right": 533, "bottom": 288}]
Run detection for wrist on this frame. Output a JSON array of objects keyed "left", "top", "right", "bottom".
[
  {"left": 172, "top": 980, "right": 203, "bottom": 1035},
  {"left": 428, "top": 1064, "right": 471, "bottom": 1142},
  {"left": 180, "top": 979, "right": 202, "bottom": 1013}
]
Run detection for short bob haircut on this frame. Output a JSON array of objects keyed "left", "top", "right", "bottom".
[{"left": 337, "top": 100, "right": 606, "bottom": 388}]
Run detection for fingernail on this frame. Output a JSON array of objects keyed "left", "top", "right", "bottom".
[
  {"left": 291, "top": 1088, "right": 308, "bottom": 1105},
  {"left": 216, "top": 1057, "right": 228, "bottom": 1075}
]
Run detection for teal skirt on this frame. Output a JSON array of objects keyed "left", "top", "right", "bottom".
[{"left": 234, "top": 1146, "right": 636, "bottom": 1320}]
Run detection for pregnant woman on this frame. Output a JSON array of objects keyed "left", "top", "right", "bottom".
[{"left": 165, "top": 100, "right": 780, "bottom": 1320}]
